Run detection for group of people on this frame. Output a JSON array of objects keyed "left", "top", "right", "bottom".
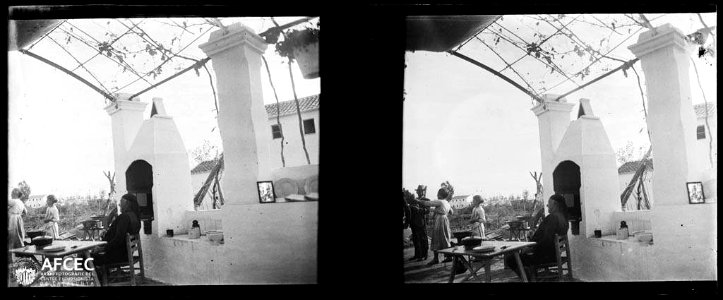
[
  {"left": 8, "top": 190, "right": 142, "bottom": 283},
  {"left": 7, "top": 190, "right": 61, "bottom": 250},
  {"left": 403, "top": 183, "right": 571, "bottom": 281},
  {"left": 404, "top": 183, "right": 466, "bottom": 265}
]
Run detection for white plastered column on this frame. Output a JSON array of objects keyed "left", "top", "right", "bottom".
[
  {"left": 104, "top": 93, "right": 148, "bottom": 201},
  {"left": 531, "top": 94, "right": 575, "bottom": 214},
  {"left": 628, "top": 23, "right": 716, "bottom": 280},
  {"left": 199, "top": 23, "right": 273, "bottom": 206},
  {"left": 628, "top": 24, "right": 702, "bottom": 206}
]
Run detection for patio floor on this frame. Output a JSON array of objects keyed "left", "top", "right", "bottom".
[
  {"left": 404, "top": 243, "right": 579, "bottom": 283},
  {"left": 404, "top": 245, "right": 522, "bottom": 283}
]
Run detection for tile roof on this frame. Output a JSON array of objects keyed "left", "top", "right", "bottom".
[
  {"left": 265, "top": 94, "right": 319, "bottom": 118},
  {"left": 618, "top": 159, "right": 653, "bottom": 174},
  {"left": 191, "top": 159, "right": 220, "bottom": 174},
  {"left": 694, "top": 102, "right": 716, "bottom": 118}
]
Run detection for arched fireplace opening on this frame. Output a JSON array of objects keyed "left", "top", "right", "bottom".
[
  {"left": 553, "top": 160, "right": 582, "bottom": 235},
  {"left": 126, "top": 159, "right": 154, "bottom": 234}
]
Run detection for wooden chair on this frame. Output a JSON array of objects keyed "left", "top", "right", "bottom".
[
  {"left": 100, "top": 233, "right": 145, "bottom": 286},
  {"left": 529, "top": 234, "right": 573, "bottom": 282}
]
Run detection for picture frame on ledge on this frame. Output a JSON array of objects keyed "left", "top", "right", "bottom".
[
  {"left": 257, "top": 181, "right": 276, "bottom": 203},
  {"left": 686, "top": 182, "right": 705, "bottom": 204},
  {"left": 256, "top": 181, "right": 276, "bottom": 203}
]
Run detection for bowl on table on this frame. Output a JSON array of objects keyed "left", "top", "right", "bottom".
[
  {"left": 452, "top": 231, "right": 473, "bottom": 245},
  {"left": 27, "top": 230, "right": 46, "bottom": 239},
  {"left": 31, "top": 236, "right": 53, "bottom": 248},
  {"left": 460, "top": 236, "right": 484, "bottom": 250}
]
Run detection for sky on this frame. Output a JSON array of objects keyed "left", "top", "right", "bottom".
[
  {"left": 403, "top": 13, "right": 717, "bottom": 198},
  {"left": 8, "top": 17, "right": 320, "bottom": 197}
]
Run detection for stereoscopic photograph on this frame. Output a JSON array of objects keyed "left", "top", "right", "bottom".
[
  {"left": 403, "top": 13, "right": 716, "bottom": 283},
  {"left": 8, "top": 8, "right": 319, "bottom": 286}
]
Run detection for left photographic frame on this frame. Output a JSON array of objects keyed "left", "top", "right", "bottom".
[{"left": 257, "top": 181, "right": 276, "bottom": 203}]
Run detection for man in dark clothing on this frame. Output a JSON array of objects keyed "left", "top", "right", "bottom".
[
  {"left": 407, "top": 185, "right": 430, "bottom": 261},
  {"left": 403, "top": 190, "right": 411, "bottom": 230},
  {"left": 92, "top": 193, "right": 142, "bottom": 269},
  {"left": 505, "top": 194, "right": 569, "bottom": 279}
]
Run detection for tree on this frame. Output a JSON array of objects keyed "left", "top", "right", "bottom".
[
  {"left": 17, "top": 181, "right": 31, "bottom": 201},
  {"left": 191, "top": 139, "right": 220, "bottom": 164},
  {"left": 103, "top": 171, "right": 115, "bottom": 198},
  {"left": 615, "top": 141, "right": 648, "bottom": 165},
  {"left": 521, "top": 189, "right": 530, "bottom": 201}
]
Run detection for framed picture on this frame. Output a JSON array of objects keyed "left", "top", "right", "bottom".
[
  {"left": 686, "top": 182, "right": 705, "bottom": 204},
  {"left": 257, "top": 181, "right": 276, "bottom": 203}
]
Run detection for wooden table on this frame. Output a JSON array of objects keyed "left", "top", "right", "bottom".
[
  {"left": 9, "top": 240, "right": 107, "bottom": 286},
  {"left": 436, "top": 241, "right": 536, "bottom": 283}
]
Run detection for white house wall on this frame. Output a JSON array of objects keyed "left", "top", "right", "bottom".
[
  {"left": 695, "top": 115, "right": 718, "bottom": 169},
  {"left": 267, "top": 110, "right": 320, "bottom": 170}
]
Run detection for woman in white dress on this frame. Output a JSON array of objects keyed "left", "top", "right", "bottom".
[
  {"left": 416, "top": 188, "right": 453, "bottom": 265},
  {"left": 43, "top": 195, "right": 60, "bottom": 239},
  {"left": 470, "top": 195, "right": 487, "bottom": 238},
  {"left": 8, "top": 188, "right": 27, "bottom": 250}
]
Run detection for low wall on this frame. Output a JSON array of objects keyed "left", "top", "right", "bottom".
[
  {"left": 140, "top": 201, "right": 317, "bottom": 284},
  {"left": 140, "top": 233, "right": 225, "bottom": 285},
  {"left": 219, "top": 201, "right": 318, "bottom": 284},
  {"left": 182, "top": 209, "right": 224, "bottom": 234},
  {"left": 570, "top": 234, "right": 656, "bottom": 281},
  {"left": 609, "top": 210, "right": 652, "bottom": 234},
  {"left": 570, "top": 203, "right": 716, "bottom": 281}
]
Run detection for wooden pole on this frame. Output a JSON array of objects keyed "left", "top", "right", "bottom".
[
  {"left": 448, "top": 50, "right": 545, "bottom": 103},
  {"left": 19, "top": 49, "right": 116, "bottom": 101},
  {"left": 553, "top": 58, "right": 639, "bottom": 102}
]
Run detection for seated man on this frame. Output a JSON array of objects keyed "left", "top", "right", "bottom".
[
  {"left": 505, "top": 194, "right": 569, "bottom": 280},
  {"left": 92, "top": 193, "right": 141, "bottom": 277}
]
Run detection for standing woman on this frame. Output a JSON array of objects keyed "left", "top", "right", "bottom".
[
  {"left": 8, "top": 188, "right": 27, "bottom": 250},
  {"left": 417, "top": 188, "right": 453, "bottom": 265},
  {"left": 43, "top": 195, "right": 60, "bottom": 239},
  {"left": 470, "top": 195, "right": 487, "bottom": 238}
]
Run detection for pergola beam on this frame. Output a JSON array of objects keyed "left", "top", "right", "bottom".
[
  {"left": 448, "top": 50, "right": 545, "bottom": 103},
  {"left": 18, "top": 49, "right": 116, "bottom": 102}
]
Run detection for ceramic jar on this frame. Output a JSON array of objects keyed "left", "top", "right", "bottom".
[
  {"left": 189, "top": 220, "right": 201, "bottom": 239},
  {"left": 616, "top": 221, "right": 629, "bottom": 240}
]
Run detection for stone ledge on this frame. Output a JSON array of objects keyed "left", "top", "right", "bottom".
[
  {"left": 164, "top": 233, "right": 224, "bottom": 246},
  {"left": 595, "top": 235, "right": 654, "bottom": 246}
]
